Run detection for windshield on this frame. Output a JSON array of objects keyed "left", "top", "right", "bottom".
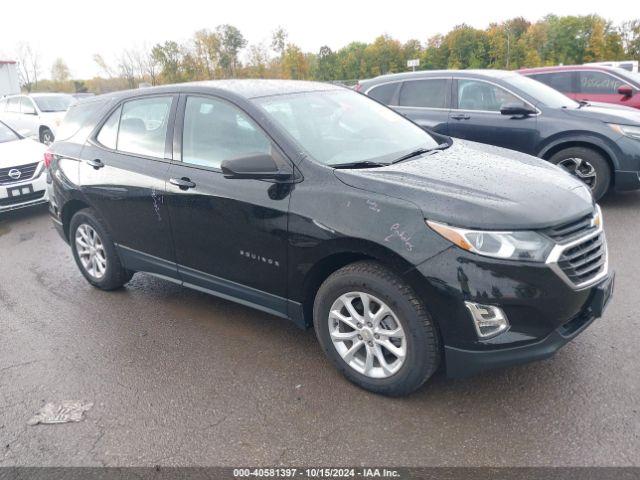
[
  {"left": 32, "top": 94, "right": 75, "bottom": 112},
  {"left": 507, "top": 74, "right": 579, "bottom": 109},
  {"left": 255, "top": 89, "right": 439, "bottom": 166},
  {"left": 0, "top": 122, "right": 19, "bottom": 143},
  {"left": 611, "top": 68, "right": 640, "bottom": 86}
]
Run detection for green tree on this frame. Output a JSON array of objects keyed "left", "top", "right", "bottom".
[
  {"left": 216, "top": 24, "right": 247, "bottom": 77},
  {"left": 151, "top": 41, "right": 185, "bottom": 83}
]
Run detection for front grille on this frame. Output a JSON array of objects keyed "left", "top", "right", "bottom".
[
  {"left": 0, "top": 162, "right": 39, "bottom": 185},
  {"left": 0, "top": 190, "right": 45, "bottom": 207},
  {"left": 544, "top": 213, "right": 596, "bottom": 243},
  {"left": 557, "top": 232, "right": 607, "bottom": 286}
]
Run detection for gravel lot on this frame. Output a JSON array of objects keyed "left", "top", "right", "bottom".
[{"left": 1, "top": 193, "right": 639, "bottom": 467}]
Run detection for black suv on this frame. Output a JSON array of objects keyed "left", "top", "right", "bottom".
[
  {"left": 358, "top": 70, "right": 640, "bottom": 200},
  {"left": 48, "top": 81, "right": 614, "bottom": 396}
]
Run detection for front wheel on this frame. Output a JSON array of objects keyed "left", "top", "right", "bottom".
[
  {"left": 40, "top": 127, "right": 54, "bottom": 145},
  {"left": 314, "top": 261, "right": 440, "bottom": 396},
  {"left": 548, "top": 147, "right": 611, "bottom": 201}
]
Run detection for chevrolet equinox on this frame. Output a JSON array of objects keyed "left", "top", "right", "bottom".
[{"left": 47, "top": 80, "right": 614, "bottom": 396}]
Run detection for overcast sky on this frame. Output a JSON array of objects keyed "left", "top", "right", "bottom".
[{"left": 0, "top": 0, "right": 631, "bottom": 79}]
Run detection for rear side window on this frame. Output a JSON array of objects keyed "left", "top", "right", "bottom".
[
  {"left": 399, "top": 79, "right": 448, "bottom": 108},
  {"left": 368, "top": 83, "right": 399, "bottom": 104},
  {"left": 182, "top": 96, "right": 271, "bottom": 169},
  {"left": 96, "top": 106, "right": 121, "bottom": 149},
  {"left": 529, "top": 72, "right": 574, "bottom": 93},
  {"left": 578, "top": 71, "right": 625, "bottom": 94},
  {"left": 117, "top": 96, "right": 172, "bottom": 158},
  {"left": 7, "top": 97, "right": 20, "bottom": 113}
]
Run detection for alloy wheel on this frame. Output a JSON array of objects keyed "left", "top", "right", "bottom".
[
  {"left": 558, "top": 157, "right": 597, "bottom": 190},
  {"left": 75, "top": 224, "right": 107, "bottom": 279},
  {"left": 328, "top": 292, "right": 406, "bottom": 379}
]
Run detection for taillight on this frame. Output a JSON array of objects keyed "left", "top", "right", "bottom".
[{"left": 44, "top": 149, "right": 54, "bottom": 169}]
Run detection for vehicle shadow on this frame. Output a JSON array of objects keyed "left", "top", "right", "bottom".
[
  {"left": 599, "top": 189, "right": 640, "bottom": 210},
  {"left": 0, "top": 204, "right": 49, "bottom": 236}
]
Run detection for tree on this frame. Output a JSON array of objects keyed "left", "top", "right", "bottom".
[
  {"left": 51, "top": 58, "right": 70, "bottom": 83},
  {"left": 151, "top": 41, "right": 185, "bottom": 83},
  {"left": 315, "top": 46, "right": 337, "bottom": 81},
  {"left": 15, "top": 43, "right": 41, "bottom": 92},
  {"left": 216, "top": 24, "right": 247, "bottom": 77},
  {"left": 282, "top": 44, "right": 310, "bottom": 79},
  {"left": 271, "top": 27, "right": 288, "bottom": 58},
  {"left": 193, "top": 29, "right": 221, "bottom": 79}
]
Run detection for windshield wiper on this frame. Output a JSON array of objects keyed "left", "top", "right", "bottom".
[
  {"left": 331, "top": 160, "right": 388, "bottom": 169},
  {"left": 390, "top": 143, "right": 450, "bottom": 164}
]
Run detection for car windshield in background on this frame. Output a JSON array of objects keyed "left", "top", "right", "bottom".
[
  {"left": 255, "top": 89, "right": 439, "bottom": 167},
  {"left": 0, "top": 122, "right": 19, "bottom": 143},
  {"left": 508, "top": 74, "right": 579, "bottom": 108},
  {"left": 32, "top": 95, "right": 75, "bottom": 112},
  {"left": 613, "top": 68, "right": 640, "bottom": 85}
]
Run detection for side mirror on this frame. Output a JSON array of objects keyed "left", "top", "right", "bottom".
[
  {"left": 500, "top": 102, "right": 537, "bottom": 116},
  {"left": 618, "top": 84, "right": 634, "bottom": 97},
  {"left": 221, "top": 153, "right": 291, "bottom": 180}
]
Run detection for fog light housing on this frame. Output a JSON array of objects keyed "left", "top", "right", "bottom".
[{"left": 464, "top": 302, "right": 509, "bottom": 339}]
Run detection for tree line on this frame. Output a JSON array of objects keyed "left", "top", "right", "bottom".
[{"left": 18, "top": 14, "right": 640, "bottom": 94}]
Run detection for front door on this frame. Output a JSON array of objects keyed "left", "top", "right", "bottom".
[
  {"left": 449, "top": 78, "right": 538, "bottom": 155},
  {"left": 80, "top": 94, "right": 177, "bottom": 277},
  {"left": 165, "top": 95, "right": 292, "bottom": 317}
]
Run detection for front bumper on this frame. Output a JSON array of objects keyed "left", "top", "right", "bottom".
[
  {"left": 410, "top": 245, "right": 614, "bottom": 378},
  {"left": 0, "top": 168, "right": 48, "bottom": 213}
]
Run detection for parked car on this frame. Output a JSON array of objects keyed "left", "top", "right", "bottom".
[
  {"left": 0, "top": 120, "right": 48, "bottom": 213},
  {"left": 47, "top": 81, "right": 613, "bottom": 396},
  {"left": 0, "top": 93, "right": 76, "bottom": 145},
  {"left": 519, "top": 65, "right": 640, "bottom": 110},
  {"left": 584, "top": 60, "right": 639, "bottom": 73},
  {"left": 358, "top": 70, "right": 640, "bottom": 200}
]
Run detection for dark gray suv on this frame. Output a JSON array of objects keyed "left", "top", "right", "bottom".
[{"left": 358, "top": 70, "right": 640, "bottom": 200}]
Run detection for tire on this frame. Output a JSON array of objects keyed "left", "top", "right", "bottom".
[
  {"left": 40, "top": 127, "right": 54, "bottom": 145},
  {"left": 69, "top": 208, "right": 133, "bottom": 290},
  {"left": 314, "top": 261, "right": 440, "bottom": 396},
  {"left": 548, "top": 147, "right": 611, "bottom": 201}
]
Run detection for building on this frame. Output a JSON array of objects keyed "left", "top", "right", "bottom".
[{"left": 0, "top": 60, "right": 20, "bottom": 97}]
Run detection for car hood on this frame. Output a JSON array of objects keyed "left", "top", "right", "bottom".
[
  {"left": 0, "top": 138, "right": 47, "bottom": 168},
  {"left": 562, "top": 104, "right": 640, "bottom": 125},
  {"left": 334, "top": 139, "right": 594, "bottom": 230}
]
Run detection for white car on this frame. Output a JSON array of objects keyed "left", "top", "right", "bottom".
[
  {"left": 0, "top": 120, "right": 48, "bottom": 213},
  {"left": 0, "top": 93, "right": 75, "bottom": 145}
]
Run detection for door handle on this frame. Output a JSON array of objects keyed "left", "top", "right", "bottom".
[
  {"left": 450, "top": 114, "right": 471, "bottom": 120},
  {"left": 169, "top": 177, "right": 196, "bottom": 190},
  {"left": 86, "top": 158, "right": 104, "bottom": 170}
]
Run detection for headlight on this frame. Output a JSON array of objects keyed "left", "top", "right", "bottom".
[
  {"left": 609, "top": 124, "right": 640, "bottom": 141},
  {"left": 427, "top": 220, "right": 554, "bottom": 262}
]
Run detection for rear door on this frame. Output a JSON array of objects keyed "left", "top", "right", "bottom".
[
  {"left": 164, "top": 94, "right": 292, "bottom": 316},
  {"left": 80, "top": 94, "right": 178, "bottom": 277},
  {"left": 392, "top": 78, "right": 451, "bottom": 134},
  {"left": 526, "top": 71, "right": 577, "bottom": 100},
  {"left": 448, "top": 78, "right": 538, "bottom": 155}
]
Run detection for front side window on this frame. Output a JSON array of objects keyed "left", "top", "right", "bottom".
[
  {"left": 7, "top": 97, "right": 20, "bottom": 113},
  {"left": 529, "top": 72, "right": 574, "bottom": 93},
  {"left": 117, "top": 97, "right": 172, "bottom": 158},
  {"left": 578, "top": 71, "right": 625, "bottom": 94},
  {"left": 255, "top": 89, "right": 439, "bottom": 166},
  {"left": 368, "top": 83, "right": 399, "bottom": 105},
  {"left": 399, "top": 79, "right": 448, "bottom": 109},
  {"left": 457, "top": 80, "right": 526, "bottom": 111},
  {"left": 20, "top": 97, "right": 36, "bottom": 115},
  {"left": 182, "top": 96, "right": 271, "bottom": 169},
  {"left": 32, "top": 94, "right": 75, "bottom": 112}
]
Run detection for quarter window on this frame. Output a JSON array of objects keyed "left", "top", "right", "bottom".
[
  {"left": 399, "top": 79, "right": 448, "bottom": 109},
  {"left": 117, "top": 96, "right": 172, "bottom": 158},
  {"left": 457, "top": 80, "right": 526, "bottom": 111},
  {"left": 368, "top": 83, "right": 399, "bottom": 104},
  {"left": 578, "top": 71, "right": 625, "bottom": 94},
  {"left": 182, "top": 96, "right": 271, "bottom": 169}
]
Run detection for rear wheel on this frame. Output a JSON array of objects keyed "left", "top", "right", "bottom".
[
  {"left": 548, "top": 147, "right": 611, "bottom": 201},
  {"left": 69, "top": 208, "right": 133, "bottom": 290},
  {"left": 314, "top": 261, "right": 440, "bottom": 396}
]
